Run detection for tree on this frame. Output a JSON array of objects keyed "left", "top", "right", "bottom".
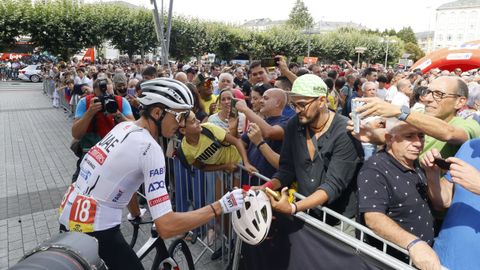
[
  {"left": 106, "top": 7, "right": 157, "bottom": 59},
  {"left": 286, "top": 0, "right": 314, "bottom": 30},
  {"left": 0, "top": 0, "right": 32, "bottom": 52},
  {"left": 403, "top": 42, "right": 425, "bottom": 61},
  {"left": 27, "top": 0, "right": 107, "bottom": 60},
  {"left": 397, "top": 27, "right": 417, "bottom": 44}
]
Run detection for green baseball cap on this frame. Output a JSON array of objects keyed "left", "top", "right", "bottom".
[{"left": 291, "top": 74, "right": 327, "bottom": 97}]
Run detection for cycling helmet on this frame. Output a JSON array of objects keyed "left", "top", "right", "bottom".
[
  {"left": 232, "top": 189, "right": 272, "bottom": 245},
  {"left": 138, "top": 78, "right": 194, "bottom": 110}
]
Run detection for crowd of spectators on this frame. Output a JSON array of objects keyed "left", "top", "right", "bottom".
[
  {"left": 44, "top": 55, "right": 480, "bottom": 270},
  {"left": 0, "top": 59, "right": 24, "bottom": 81}
]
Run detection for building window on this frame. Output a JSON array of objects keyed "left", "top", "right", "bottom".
[
  {"left": 438, "top": 34, "right": 443, "bottom": 41},
  {"left": 447, "top": 35, "right": 452, "bottom": 41},
  {"left": 457, "top": 34, "right": 462, "bottom": 40}
]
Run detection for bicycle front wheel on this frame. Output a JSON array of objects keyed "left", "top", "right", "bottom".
[{"left": 168, "top": 239, "right": 194, "bottom": 270}]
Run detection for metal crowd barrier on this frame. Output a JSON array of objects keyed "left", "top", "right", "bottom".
[
  {"left": 43, "top": 80, "right": 77, "bottom": 118},
  {"left": 43, "top": 78, "right": 55, "bottom": 96},
  {"left": 165, "top": 154, "right": 242, "bottom": 266}
]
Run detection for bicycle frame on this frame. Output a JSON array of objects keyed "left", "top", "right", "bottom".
[{"left": 131, "top": 221, "right": 183, "bottom": 270}]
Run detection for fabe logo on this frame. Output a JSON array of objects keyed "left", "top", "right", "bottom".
[
  {"left": 149, "top": 167, "right": 165, "bottom": 177},
  {"left": 148, "top": 181, "right": 165, "bottom": 193}
]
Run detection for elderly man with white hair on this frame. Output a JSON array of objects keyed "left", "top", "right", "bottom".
[
  {"left": 362, "top": 81, "right": 378, "bottom": 98},
  {"left": 458, "top": 84, "right": 480, "bottom": 123},
  {"left": 357, "top": 118, "right": 441, "bottom": 270}
]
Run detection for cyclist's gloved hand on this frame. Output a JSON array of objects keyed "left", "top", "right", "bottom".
[
  {"left": 127, "top": 208, "right": 147, "bottom": 221},
  {"left": 219, "top": 189, "right": 245, "bottom": 214}
]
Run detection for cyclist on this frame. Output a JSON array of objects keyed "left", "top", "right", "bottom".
[{"left": 58, "top": 78, "right": 245, "bottom": 270}]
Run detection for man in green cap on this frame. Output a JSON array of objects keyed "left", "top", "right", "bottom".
[{"left": 260, "top": 74, "right": 364, "bottom": 234}]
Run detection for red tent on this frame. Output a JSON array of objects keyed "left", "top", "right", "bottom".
[{"left": 411, "top": 40, "right": 480, "bottom": 73}]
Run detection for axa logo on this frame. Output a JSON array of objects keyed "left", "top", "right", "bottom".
[
  {"left": 148, "top": 181, "right": 165, "bottom": 192},
  {"left": 149, "top": 167, "right": 165, "bottom": 177}
]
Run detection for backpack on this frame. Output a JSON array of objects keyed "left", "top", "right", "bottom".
[{"left": 175, "top": 126, "right": 229, "bottom": 172}]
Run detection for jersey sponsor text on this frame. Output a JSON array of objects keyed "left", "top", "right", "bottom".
[
  {"left": 148, "top": 194, "right": 170, "bottom": 207},
  {"left": 88, "top": 146, "right": 107, "bottom": 165}
]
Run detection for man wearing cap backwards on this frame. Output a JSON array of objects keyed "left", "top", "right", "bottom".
[
  {"left": 261, "top": 74, "right": 364, "bottom": 235},
  {"left": 358, "top": 119, "right": 441, "bottom": 270}
]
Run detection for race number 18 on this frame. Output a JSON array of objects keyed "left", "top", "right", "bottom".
[{"left": 68, "top": 195, "right": 97, "bottom": 232}]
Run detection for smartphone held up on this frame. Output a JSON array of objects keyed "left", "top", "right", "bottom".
[
  {"left": 260, "top": 57, "right": 281, "bottom": 68},
  {"left": 229, "top": 99, "right": 239, "bottom": 118},
  {"left": 434, "top": 158, "right": 451, "bottom": 170},
  {"left": 351, "top": 99, "right": 365, "bottom": 134}
]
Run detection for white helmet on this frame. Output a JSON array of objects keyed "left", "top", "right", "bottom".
[
  {"left": 138, "top": 78, "right": 194, "bottom": 110},
  {"left": 232, "top": 190, "right": 272, "bottom": 245}
]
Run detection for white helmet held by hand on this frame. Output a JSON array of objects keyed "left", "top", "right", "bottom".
[{"left": 232, "top": 189, "right": 272, "bottom": 245}]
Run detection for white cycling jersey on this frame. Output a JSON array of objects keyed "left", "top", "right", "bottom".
[{"left": 59, "top": 122, "right": 172, "bottom": 232}]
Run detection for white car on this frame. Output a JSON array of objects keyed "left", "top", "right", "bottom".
[{"left": 18, "top": 64, "right": 42, "bottom": 82}]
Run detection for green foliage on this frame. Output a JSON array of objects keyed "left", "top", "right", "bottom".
[
  {"left": 27, "top": 0, "right": 107, "bottom": 59},
  {"left": 403, "top": 42, "right": 425, "bottom": 61},
  {"left": 286, "top": 0, "right": 314, "bottom": 30},
  {"left": 0, "top": 0, "right": 32, "bottom": 51},
  {"left": 0, "top": 0, "right": 407, "bottom": 65},
  {"left": 397, "top": 27, "right": 417, "bottom": 44},
  {"left": 103, "top": 6, "right": 157, "bottom": 59}
]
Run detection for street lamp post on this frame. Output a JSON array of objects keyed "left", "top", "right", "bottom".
[
  {"left": 355, "top": 47, "right": 367, "bottom": 68},
  {"left": 307, "top": 29, "right": 311, "bottom": 57},
  {"left": 151, "top": 0, "right": 174, "bottom": 70},
  {"left": 381, "top": 37, "right": 397, "bottom": 68},
  {"left": 384, "top": 40, "right": 390, "bottom": 68}
]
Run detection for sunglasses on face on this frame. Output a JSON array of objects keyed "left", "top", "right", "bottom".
[
  {"left": 164, "top": 109, "right": 190, "bottom": 126},
  {"left": 202, "top": 80, "right": 213, "bottom": 89}
]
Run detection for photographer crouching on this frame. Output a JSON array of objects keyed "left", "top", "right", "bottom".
[{"left": 71, "top": 78, "right": 135, "bottom": 182}]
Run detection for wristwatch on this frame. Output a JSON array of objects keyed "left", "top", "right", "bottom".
[{"left": 398, "top": 105, "right": 410, "bottom": 121}]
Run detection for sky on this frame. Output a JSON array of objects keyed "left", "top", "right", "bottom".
[{"left": 87, "top": 0, "right": 454, "bottom": 32}]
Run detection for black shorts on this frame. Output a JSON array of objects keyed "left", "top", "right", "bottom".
[{"left": 60, "top": 224, "right": 144, "bottom": 270}]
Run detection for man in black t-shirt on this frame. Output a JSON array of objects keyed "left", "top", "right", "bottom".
[{"left": 357, "top": 119, "right": 441, "bottom": 270}]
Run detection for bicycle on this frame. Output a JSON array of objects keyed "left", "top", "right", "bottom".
[{"left": 128, "top": 216, "right": 195, "bottom": 270}]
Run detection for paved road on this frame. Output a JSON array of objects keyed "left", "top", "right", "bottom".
[{"left": 0, "top": 81, "right": 225, "bottom": 269}]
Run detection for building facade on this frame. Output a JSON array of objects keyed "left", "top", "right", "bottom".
[
  {"left": 433, "top": 0, "right": 480, "bottom": 49},
  {"left": 416, "top": 31, "right": 434, "bottom": 53}
]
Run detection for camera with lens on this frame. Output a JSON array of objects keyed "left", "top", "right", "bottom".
[
  {"left": 95, "top": 94, "right": 118, "bottom": 114},
  {"left": 94, "top": 79, "right": 118, "bottom": 114},
  {"left": 98, "top": 79, "right": 108, "bottom": 93}
]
